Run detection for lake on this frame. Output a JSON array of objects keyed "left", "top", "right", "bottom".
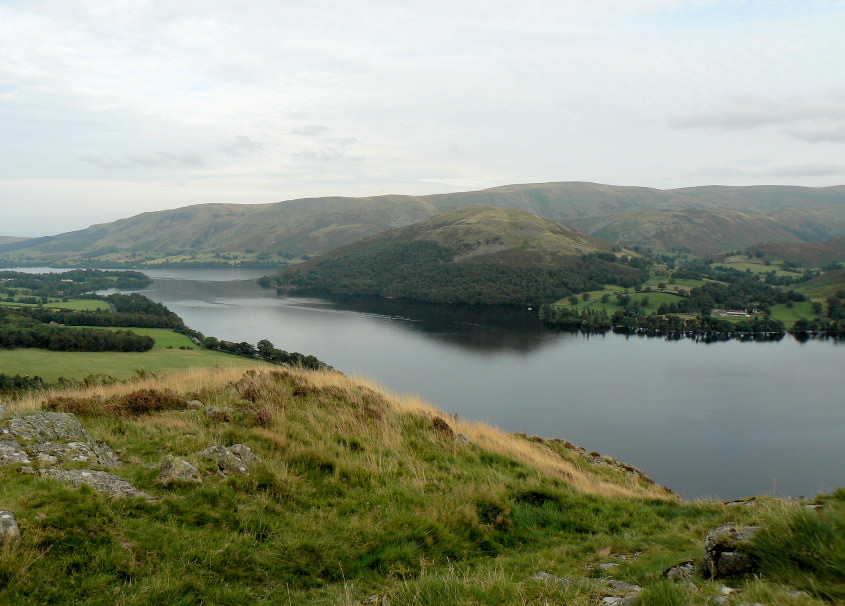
[{"left": 7, "top": 267, "right": 844, "bottom": 500}]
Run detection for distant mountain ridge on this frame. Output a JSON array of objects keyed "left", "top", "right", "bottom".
[{"left": 2, "top": 181, "right": 845, "bottom": 265}]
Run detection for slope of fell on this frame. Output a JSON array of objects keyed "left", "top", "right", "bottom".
[
  {"left": 568, "top": 207, "right": 802, "bottom": 255},
  {"left": 741, "top": 237, "right": 845, "bottom": 267},
  {"left": 272, "top": 207, "right": 648, "bottom": 305},
  {"left": 1, "top": 366, "right": 840, "bottom": 605}
]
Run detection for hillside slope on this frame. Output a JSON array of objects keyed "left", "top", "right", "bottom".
[
  {"left": 740, "top": 237, "right": 845, "bottom": 267},
  {"left": 569, "top": 208, "right": 802, "bottom": 255},
  {"left": 271, "top": 207, "right": 648, "bottom": 305},
  {"left": 4, "top": 181, "right": 845, "bottom": 266},
  {"left": 1, "top": 366, "right": 840, "bottom": 605}
]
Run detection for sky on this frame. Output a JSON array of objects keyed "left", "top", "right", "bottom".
[{"left": 2, "top": 0, "right": 845, "bottom": 236}]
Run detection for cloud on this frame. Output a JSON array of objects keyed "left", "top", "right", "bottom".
[
  {"left": 788, "top": 124, "right": 845, "bottom": 144},
  {"left": 293, "top": 148, "right": 365, "bottom": 163},
  {"left": 290, "top": 125, "right": 330, "bottom": 137},
  {"left": 697, "top": 163, "right": 845, "bottom": 180},
  {"left": 672, "top": 96, "right": 845, "bottom": 143},
  {"left": 81, "top": 151, "right": 206, "bottom": 169},
  {"left": 221, "top": 136, "right": 263, "bottom": 157}
]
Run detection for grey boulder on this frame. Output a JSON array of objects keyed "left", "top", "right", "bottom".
[{"left": 703, "top": 525, "right": 759, "bottom": 578}]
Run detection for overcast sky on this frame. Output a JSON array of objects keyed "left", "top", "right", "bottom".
[{"left": 2, "top": 0, "right": 845, "bottom": 236}]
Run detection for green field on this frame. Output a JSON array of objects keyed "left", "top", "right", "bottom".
[
  {"left": 103, "top": 327, "right": 197, "bottom": 349},
  {"left": 717, "top": 257, "right": 805, "bottom": 277},
  {"left": 0, "top": 348, "right": 269, "bottom": 382},
  {"left": 555, "top": 289, "right": 686, "bottom": 315},
  {"left": 0, "top": 298, "right": 112, "bottom": 311},
  {"left": 769, "top": 301, "right": 820, "bottom": 328}
]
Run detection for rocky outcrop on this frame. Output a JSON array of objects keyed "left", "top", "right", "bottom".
[
  {"left": 1, "top": 410, "right": 151, "bottom": 499},
  {"left": 663, "top": 560, "right": 698, "bottom": 582},
  {"left": 0, "top": 436, "right": 31, "bottom": 466},
  {"left": 27, "top": 440, "right": 119, "bottom": 467},
  {"left": 156, "top": 455, "right": 202, "bottom": 485},
  {"left": 0, "top": 510, "right": 20, "bottom": 544},
  {"left": 1, "top": 411, "right": 119, "bottom": 468},
  {"left": 41, "top": 469, "right": 151, "bottom": 500},
  {"left": 703, "top": 525, "right": 759, "bottom": 579},
  {"left": 6, "top": 412, "right": 91, "bottom": 443},
  {"left": 200, "top": 444, "right": 257, "bottom": 475}
]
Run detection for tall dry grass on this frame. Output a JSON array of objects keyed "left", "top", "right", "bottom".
[{"left": 4, "top": 364, "right": 674, "bottom": 500}]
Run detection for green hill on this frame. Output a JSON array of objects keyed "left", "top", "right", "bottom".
[
  {"left": 270, "top": 207, "right": 648, "bottom": 305},
  {"left": 740, "top": 237, "right": 845, "bottom": 267},
  {"left": 568, "top": 207, "right": 802, "bottom": 255},
  {"left": 4, "top": 181, "right": 845, "bottom": 267}
]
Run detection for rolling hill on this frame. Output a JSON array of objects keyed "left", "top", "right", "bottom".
[
  {"left": 568, "top": 207, "right": 803, "bottom": 255},
  {"left": 4, "top": 181, "right": 845, "bottom": 267},
  {"left": 739, "top": 237, "right": 845, "bottom": 267},
  {"left": 269, "top": 206, "right": 648, "bottom": 305}
]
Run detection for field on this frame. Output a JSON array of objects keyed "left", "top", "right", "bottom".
[
  {"left": 716, "top": 256, "right": 805, "bottom": 278},
  {"left": 554, "top": 287, "right": 686, "bottom": 315},
  {"left": 769, "top": 301, "right": 821, "bottom": 328},
  {"left": 0, "top": 298, "right": 112, "bottom": 311},
  {"left": 0, "top": 348, "right": 269, "bottom": 382}
]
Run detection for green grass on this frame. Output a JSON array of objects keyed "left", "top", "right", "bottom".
[
  {"left": 92, "top": 327, "right": 197, "bottom": 349},
  {"left": 769, "top": 301, "right": 820, "bottom": 328},
  {"left": 555, "top": 291, "right": 686, "bottom": 315},
  {"left": 0, "top": 367, "right": 838, "bottom": 605},
  {"left": 0, "top": 348, "right": 268, "bottom": 382},
  {"left": 45, "top": 299, "right": 113, "bottom": 311},
  {"left": 0, "top": 298, "right": 111, "bottom": 311}
]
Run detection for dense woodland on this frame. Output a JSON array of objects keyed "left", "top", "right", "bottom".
[{"left": 278, "top": 241, "right": 648, "bottom": 305}]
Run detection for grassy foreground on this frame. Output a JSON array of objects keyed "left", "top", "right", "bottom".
[{"left": 1, "top": 367, "right": 841, "bottom": 605}]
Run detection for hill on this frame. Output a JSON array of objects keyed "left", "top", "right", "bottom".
[
  {"left": 0, "top": 236, "right": 28, "bottom": 246},
  {"left": 269, "top": 207, "right": 648, "bottom": 305},
  {"left": 1, "top": 366, "right": 841, "bottom": 604},
  {"left": 739, "top": 237, "right": 845, "bottom": 267},
  {"left": 568, "top": 207, "right": 802, "bottom": 255},
  {"left": 4, "top": 181, "right": 845, "bottom": 267},
  {"left": 794, "top": 268, "right": 845, "bottom": 299}
]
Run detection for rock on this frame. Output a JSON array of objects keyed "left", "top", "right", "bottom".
[
  {"left": 599, "top": 579, "right": 642, "bottom": 605},
  {"left": 0, "top": 404, "right": 6, "bottom": 417},
  {"left": 156, "top": 455, "right": 202, "bottom": 484},
  {"left": 719, "top": 585, "right": 740, "bottom": 595},
  {"left": 185, "top": 400, "right": 204, "bottom": 410},
  {"left": 525, "top": 571, "right": 572, "bottom": 586},
  {"left": 359, "top": 595, "right": 391, "bottom": 605},
  {"left": 604, "top": 579, "right": 642, "bottom": 595},
  {"left": 703, "top": 525, "right": 759, "bottom": 578},
  {"left": 199, "top": 444, "right": 257, "bottom": 475},
  {"left": 0, "top": 511, "right": 20, "bottom": 544},
  {"left": 707, "top": 597, "right": 729, "bottom": 606},
  {"left": 26, "top": 441, "right": 119, "bottom": 467},
  {"left": 41, "top": 468, "right": 150, "bottom": 499},
  {"left": 0, "top": 437, "right": 31, "bottom": 466},
  {"left": 664, "top": 560, "right": 699, "bottom": 582},
  {"left": 596, "top": 562, "right": 619, "bottom": 570},
  {"left": 6, "top": 412, "right": 91, "bottom": 443}
]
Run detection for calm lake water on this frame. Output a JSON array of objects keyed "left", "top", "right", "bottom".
[{"left": 8, "top": 267, "right": 845, "bottom": 500}]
